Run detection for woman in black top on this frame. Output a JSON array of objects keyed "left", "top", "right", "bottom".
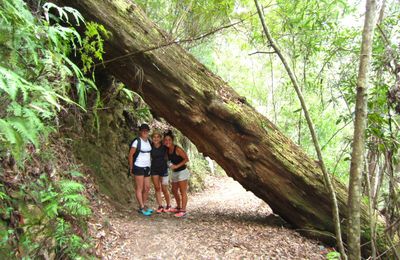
[
  {"left": 164, "top": 130, "right": 190, "bottom": 218},
  {"left": 150, "top": 131, "right": 171, "bottom": 213}
]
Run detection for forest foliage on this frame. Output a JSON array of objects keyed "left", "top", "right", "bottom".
[
  {"left": 136, "top": 0, "right": 400, "bottom": 257},
  {"left": 1, "top": 0, "right": 400, "bottom": 258},
  {"left": 0, "top": 0, "right": 107, "bottom": 258},
  {"left": 136, "top": 0, "right": 400, "bottom": 194}
]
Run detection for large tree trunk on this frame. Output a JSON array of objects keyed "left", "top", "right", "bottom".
[{"left": 55, "top": 0, "right": 377, "bottom": 252}]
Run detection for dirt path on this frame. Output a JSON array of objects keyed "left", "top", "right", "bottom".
[{"left": 90, "top": 176, "right": 330, "bottom": 259}]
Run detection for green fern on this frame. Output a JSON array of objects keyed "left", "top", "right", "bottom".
[
  {"left": 0, "top": 1, "right": 100, "bottom": 258},
  {"left": 0, "top": 119, "right": 20, "bottom": 145},
  {"left": 59, "top": 180, "right": 85, "bottom": 194},
  {"left": 0, "top": 0, "right": 107, "bottom": 162},
  {"left": 43, "top": 3, "right": 85, "bottom": 26},
  {"left": 8, "top": 117, "right": 39, "bottom": 146},
  {"left": 80, "top": 22, "right": 110, "bottom": 75},
  {"left": 0, "top": 119, "right": 24, "bottom": 157}
]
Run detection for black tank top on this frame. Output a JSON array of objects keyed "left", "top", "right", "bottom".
[
  {"left": 168, "top": 145, "right": 186, "bottom": 172},
  {"left": 151, "top": 144, "right": 168, "bottom": 174}
]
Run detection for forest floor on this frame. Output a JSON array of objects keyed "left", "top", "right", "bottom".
[{"left": 88, "top": 176, "right": 331, "bottom": 259}]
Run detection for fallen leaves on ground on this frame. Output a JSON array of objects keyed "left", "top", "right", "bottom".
[{"left": 88, "top": 176, "right": 332, "bottom": 259}]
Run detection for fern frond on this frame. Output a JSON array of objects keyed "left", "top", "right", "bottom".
[
  {"left": 0, "top": 67, "right": 20, "bottom": 101},
  {"left": 8, "top": 117, "right": 38, "bottom": 146},
  {"left": 44, "top": 201, "right": 59, "bottom": 218},
  {"left": 22, "top": 107, "right": 46, "bottom": 131},
  {"left": 0, "top": 119, "right": 24, "bottom": 161},
  {"left": 6, "top": 102, "right": 23, "bottom": 117},
  {"left": 29, "top": 102, "right": 54, "bottom": 119},
  {"left": 42, "top": 3, "right": 69, "bottom": 24},
  {"left": 59, "top": 180, "right": 85, "bottom": 194},
  {"left": 0, "top": 119, "right": 20, "bottom": 145},
  {"left": 62, "top": 194, "right": 86, "bottom": 203}
]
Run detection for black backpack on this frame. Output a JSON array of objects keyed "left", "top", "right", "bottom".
[{"left": 128, "top": 137, "right": 141, "bottom": 177}]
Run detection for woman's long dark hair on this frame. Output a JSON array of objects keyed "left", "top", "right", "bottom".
[{"left": 163, "top": 130, "right": 174, "bottom": 140}]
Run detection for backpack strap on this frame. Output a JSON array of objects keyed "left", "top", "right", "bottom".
[
  {"left": 132, "top": 137, "right": 141, "bottom": 163},
  {"left": 128, "top": 137, "right": 140, "bottom": 178}
]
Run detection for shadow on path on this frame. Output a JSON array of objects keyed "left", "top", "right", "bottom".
[{"left": 91, "top": 176, "right": 327, "bottom": 259}]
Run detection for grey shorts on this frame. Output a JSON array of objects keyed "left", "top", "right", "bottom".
[
  {"left": 161, "top": 175, "right": 169, "bottom": 185},
  {"left": 171, "top": 168, "right": 190, "bottom": 183}
]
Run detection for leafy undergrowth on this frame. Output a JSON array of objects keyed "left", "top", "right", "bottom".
[
  {"left": 0, "top": 1, "right": 109, "bottom": 258},
  {"left": 0, "top": 137, "right": 98, "bottom": 259}
]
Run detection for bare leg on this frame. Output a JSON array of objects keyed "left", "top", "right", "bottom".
[
  {"left": 161, "top": 179, "right": 171, "bottom": 206},
  {"left": 172, "top": 182, "right": 181, "bottom": 208},
  {"left": 134, "top": 175, "right": 144, "bottom": 208},
  {"left": 178, "top": 180, "right": 188, "bottom": 211},
  {"left": 142, "top": 176, "right": 151, "bottom": 207},
  {"left": 152, "top": 175, "right": 162, "bottom": 206}
]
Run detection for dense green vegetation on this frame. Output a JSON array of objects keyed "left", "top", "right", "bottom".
[
  {"left": 0, "top": 0, "right": 104, "bottom": 258},
  {"left": 1, "top": 0, "right": 400, "bottom": 258}
]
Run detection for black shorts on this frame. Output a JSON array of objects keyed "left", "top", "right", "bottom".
[
  {"left": 133, "top": 166, "right": 150, "bottom": 177},
  {"left": 150, "top": 169, "right": 168, "bottom": 177}
]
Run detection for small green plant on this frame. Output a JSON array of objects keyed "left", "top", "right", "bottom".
[
  {"left": 80, "top": 22, "right": 111, "bottom": 75},
  {"left": 13, "top": 172, "right": 93, "bottom": 258},
  {"left": 326, "top": 251, "right": 340, "bottom": 260}
]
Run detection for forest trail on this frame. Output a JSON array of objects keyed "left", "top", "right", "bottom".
[{"left": 89, "top": 176, "right": 331, "bottom": 259}]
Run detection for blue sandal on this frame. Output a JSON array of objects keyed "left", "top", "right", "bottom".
[
  {"left": 138, "top": 208, "right": 152, "bottom": 216},
  {"left": 145, "top": 207, "right": 154, "bottom": 214}
]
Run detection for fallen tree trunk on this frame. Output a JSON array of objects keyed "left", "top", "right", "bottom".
[{"left": 55, "top": 0, "right": 377, "bottom": 251}]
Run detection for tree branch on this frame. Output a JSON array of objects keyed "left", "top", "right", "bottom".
[
  {"left": 94, "top": 8, "right": 270, "bottom": 68},
  {"left": 248, "top": 51, "right": 275, "bottom": 56}
]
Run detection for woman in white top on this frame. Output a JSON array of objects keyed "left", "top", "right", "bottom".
[{"left": 128, "top": 124, "right": 153, "bottom": 216}]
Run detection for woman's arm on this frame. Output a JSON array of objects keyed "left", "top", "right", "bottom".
[
  {"left": 171, "top": 147, "right": 189, "bottom": 170},
  {"left": 128, "top": 147, "right": 136, "bottom": 175}
]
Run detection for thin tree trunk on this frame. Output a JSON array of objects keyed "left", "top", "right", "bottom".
[
  {"left": 366, "top": 141, "right": 381, "bottom": 259},
  {"left": 364, "top": 161, "right": 377, "bottom": 259},
  {"left": 367, "top": 145, "right": 378, "bottom": 197},
  {"left": 377, "top": 0, "right": 387, "bottom": 24},
  {"left": 347, "top": 0, "right": 377, "bottom": 259},
  {"left": 253, "top": 0, "right": 347, "bottom": 258},
  {"left": 386, "top": 150, "right": 396, "bottom": 238},
  {"left": 269, "top": 55, "right": 277, "bottom": 124},
  {"left": 373, "top": 158, "right": 385, "bottom": 209}
]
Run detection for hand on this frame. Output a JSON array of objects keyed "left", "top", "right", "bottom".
[
  {"left": 130, "top": 170, "right": 134, "bottom": 176},
  {"left": 170, "top": 164, "right": 178, "bottom": 170}
]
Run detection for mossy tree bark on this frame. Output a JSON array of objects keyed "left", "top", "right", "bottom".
[{"left": 55, "top": 0, "right": 378, "bottom": 253}]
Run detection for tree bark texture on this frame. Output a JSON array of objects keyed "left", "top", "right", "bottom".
[
  {"left": 55, "top": 0, "right": 380, "bottom": 253},
  {"left": 347, "top": 0, "right": 377, "bottom": 259}
]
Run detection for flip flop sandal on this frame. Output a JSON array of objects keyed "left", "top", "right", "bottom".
[
  {"left": 156, "top": 206, "right": 164, "bottom": 213},
  {"left": 138, "top": 208, "right": 152, "bottom": 216},
  {"left": 174, "top": 211, "right": 187, "bottom": 218}
]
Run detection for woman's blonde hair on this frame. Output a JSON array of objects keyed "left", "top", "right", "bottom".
[{"left": 151, "top": 130, "right": 162, "bottom": 138}]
